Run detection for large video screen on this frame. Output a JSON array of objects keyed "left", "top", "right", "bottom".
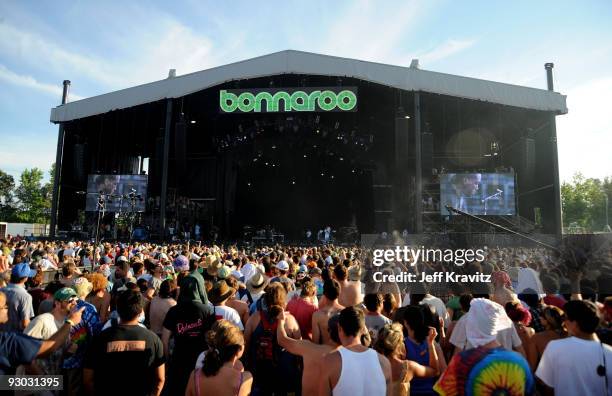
[
  {"left": 85, "top": 174, "right": 148, "bottom": 212},
  {"left": 440, "top": 173, "right": 516, "bottom": 215}
]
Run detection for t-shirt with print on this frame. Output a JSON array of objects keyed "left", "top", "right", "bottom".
[
  {"left": 434, "top": 346, "right": 535, "bottom": 396},
  {"left": 84, "top": 324, "right": 164, "bottom": 396},
  {"left": 213, "top": 305, "right": 244, "bottom": 330},
  {"left": 63, "top": 299, "right": 101, "bottom": 369},
  {"left": 163, "top": 301, "right": 214, "bottom": 369}
]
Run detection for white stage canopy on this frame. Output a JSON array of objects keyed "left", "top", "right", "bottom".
[{"left": 50, "top": 50, "right": 567, "bottom": 123}]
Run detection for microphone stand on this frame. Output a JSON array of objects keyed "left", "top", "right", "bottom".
[
  {"left": 482, "top": 190, "right": 503, "bottom": 215},
  {"left": 94, "top": 193, "right": 108, "bottom": 247}
]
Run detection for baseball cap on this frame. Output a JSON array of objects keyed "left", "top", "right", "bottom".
[
  {"left": 11, "top": 263, "right": 36, "bottom": 278},
  {"left": 53, "top": 287, "right": 78, "bottom": 302},
  {"left": 275, "top": 260, "right": 289, "bottom": 271}
]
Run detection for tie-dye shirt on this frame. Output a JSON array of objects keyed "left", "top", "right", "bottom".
[
  {"left": 434, "top": 347, "right": 534, "bottom": 396},
  {"left": 63, "top": 299, "right": 101, "bottom": 369}
]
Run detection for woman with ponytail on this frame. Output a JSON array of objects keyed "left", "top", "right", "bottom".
[
  {"left": 402, "top": 305, "right": 446, "bottom": 396},
  {"left": 374, "top": 323, "right": 440, "bottom": 396},
  {"left": 185, "top": 320, "right": 253, "bottom": 396}
]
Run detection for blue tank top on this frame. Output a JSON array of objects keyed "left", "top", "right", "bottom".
[{"left": 404, "top": 337, "right": 436, "bottom": 396}]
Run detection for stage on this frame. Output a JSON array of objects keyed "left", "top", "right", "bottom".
[{"left": 49, "top": 50, "right": 568, "bottom": 241}]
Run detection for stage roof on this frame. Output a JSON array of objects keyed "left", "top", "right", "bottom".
[{"left": 50, "top": 50, "right": 568, "bottom": 123}]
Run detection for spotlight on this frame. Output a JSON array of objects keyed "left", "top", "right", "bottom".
[
  {"left": 292, "top": 181, "right": 296, "bottom": 185},
  {"left": 320, "top": 172, "right": 325, "bottom": 176},
  {"left": 265, "top": 162, "right": 269, "bottom": 166},
  {"left": 352, "top": 169, "right": 356, "bottom": 173},
  {"left": 253, "top": 158, "right": 258, "bottom": 162},
  {"left": 404, "top": 115, "right": 410, "bottom": 119},
  {"left": 330, "top": 175, "right": 335, "bottom": 179},
  {"left": 190, "top": 120, "right": 197, "bottom": 124},
  {"left": 272, "top": 145, "right": 276, "bottom": 149},
  {"left": 339, "top": 157, "right": 344, "bottom": 161},
  {"left": 303, "top": 154, "right": 307, "bottom": 158},
  {"left": 247, "top": 182, "right": 252, "bottom": 186}
]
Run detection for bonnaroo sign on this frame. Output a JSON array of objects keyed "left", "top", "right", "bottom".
[{"left": 219, "top": 87, "right": 358, "bottom": 113}]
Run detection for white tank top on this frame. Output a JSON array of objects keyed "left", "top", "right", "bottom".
[{"left": 333, "top": 347, "right": 386, "bottom": 396}]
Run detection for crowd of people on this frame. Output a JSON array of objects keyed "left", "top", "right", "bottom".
[{"left": 0, "top": 237, "right": 611, "bottom": 395}]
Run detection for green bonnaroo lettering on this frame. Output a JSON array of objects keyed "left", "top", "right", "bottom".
[{"left": 219, "top": 87, "right": 357, "bottom": 113}]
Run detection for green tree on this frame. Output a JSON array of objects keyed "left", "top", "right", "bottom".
[
  {"left": 0, "top": 169, "right": 17, "bottom": 221},
  {"left": 41, "top": 163, "right": 56, "bottom": 203},
  {"left": 562, "top": 173, "right": 611, "bottom": 232},
  {"left": 14, "top": 168, "right": 49, "bottom": 223}
]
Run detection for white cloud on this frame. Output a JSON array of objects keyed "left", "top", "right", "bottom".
[
  {"left": 417, "top": 39, "right": 476, "bottom": 65},
  {"left": 321, "top": 0, "right": 430, "bottom": 64},
  {"left": 0, "top": 17, "right": 228, "bottom": 94},
  {"left": 557, "top": 76, "right": 612, "bottom": 181},
  {"left": 0, "top": 21, "right": 123, "bottom": 89},
  {"left": 0, "top": 64, "right": 83, "bottom": 100}
]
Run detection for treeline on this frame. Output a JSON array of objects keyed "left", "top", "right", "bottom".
[
  {"left": 0, "top": 165, "right": 54, "bottom": 224},
  {"left": 562, "top": 173, "right": 612, "bottom": 232}
]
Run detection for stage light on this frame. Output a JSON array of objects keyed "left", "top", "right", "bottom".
[
  {"left": 265, "top": 162, "right": 269, "bottom": 166},
  {"left": 253, "top": 158, "right": 258, "bottom": 162},
  {"left": 321, "top": 172, "right": 325, "bottom": 176},
  {"left": 352, "top": 169, "right": 356, "bottom": 173},
  {"left": 330, "top": 175, "right": 335, "bottom": 179},
  {"left": 190, "top": 120, "right": 197, "bottom": 124},
  {"left": 272, "top": 145, "right": 277, "bottom": 149},
  {"left": 303, "top": 154, "right": 307, "bottom": 158},
  {"left": 247, "top": 182, "right": 252, "bottom": 186},
  {"left": 292, "top": 181, "right": 296, "bottom": 185},
  {"left": 405, "top": 115, "right": 410, "bottom": 119},
  {"left": 339, "top": 157, "right": 344, "bottom": 161}
]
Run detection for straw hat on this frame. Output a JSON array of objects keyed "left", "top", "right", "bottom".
[
  {"left": 246, "top": 271, "right": 267, "bottom": 294},
  {"left": 209, "top": 280, "right": 235, "bottom": 304},
  {"left": 206, "top": 256, "right": 222, "bottom": 276}
]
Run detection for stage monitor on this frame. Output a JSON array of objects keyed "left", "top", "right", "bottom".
[
  {"left": 440, "top": 172, "right": 516, "bottom": 216},
  {"left": 85, "top": 174, "right": 148, "bottom": 212}
]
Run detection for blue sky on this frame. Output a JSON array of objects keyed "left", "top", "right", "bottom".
[{"left": 1, "top": 0, "right": 611, "bottom": 184}]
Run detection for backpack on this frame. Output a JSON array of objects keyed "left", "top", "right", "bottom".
[{"left": 255, "top": 313, "right": 279, "bottom": 364}]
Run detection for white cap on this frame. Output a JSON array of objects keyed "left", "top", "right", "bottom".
[{"left": 275, "top": 260, "right": 289, "bottom": 271}]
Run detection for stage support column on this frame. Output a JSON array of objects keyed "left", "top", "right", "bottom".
[
  {"left": 159, "top": 98, "right": 173, "bottom": 238},
  {"left": 49, "top": 80, "right": 71, "bottom": 238},
  {"left": 545, "top": 63, "right": 563, "bottom": 238},
  {"left": 414, "top": 92, "right": 423, "bottom": 233}
]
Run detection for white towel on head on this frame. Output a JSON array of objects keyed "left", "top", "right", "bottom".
[{"left": 466, "top": 298, "right": 513, "bottom": 347}]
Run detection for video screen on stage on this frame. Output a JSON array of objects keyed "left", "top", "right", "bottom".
[
  {"left": 85, "top": 174, "right": 148, "bottom": 212},
  {"left": 440, "top": 172, "right": 516, "bottom": 216}
]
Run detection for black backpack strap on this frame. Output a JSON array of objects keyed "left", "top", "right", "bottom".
[{"left": 245, "top": 289, "right": 253, "bottom": 305}]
